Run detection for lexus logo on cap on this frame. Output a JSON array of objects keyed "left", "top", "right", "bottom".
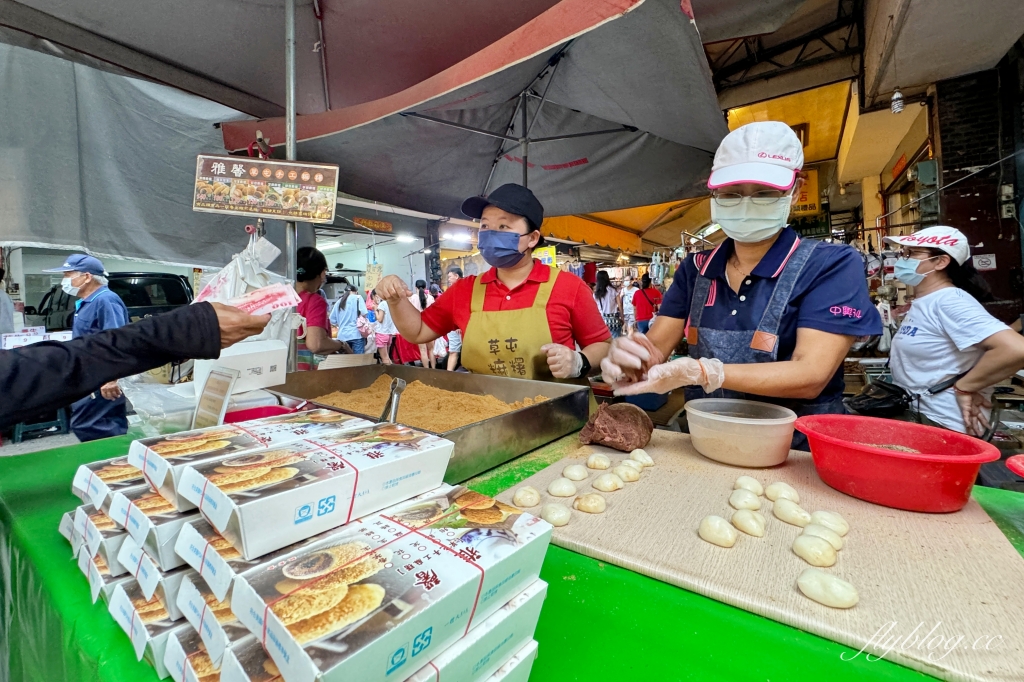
[{"left": 757, "top": 152, "right": 793, "bottom": 162}]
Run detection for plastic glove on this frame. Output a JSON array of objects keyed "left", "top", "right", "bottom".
[
  {"left": 599, "top": 333, "right": 666, "bottom": 384},
  {"left": 954, "top": 389, "right": 991, "bottom": 437},
  {"left": 614, "top": 357, "right": 725, "bottom": 396},
  {"left": 541, "top": 344, "right": 582, "bottom": 379}
]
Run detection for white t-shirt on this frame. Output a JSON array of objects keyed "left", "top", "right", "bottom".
[
  {"left": 374, "top": 300, "right": 398, "bottom": 335},
  {"left": 889, "top": 287, "right": 1009, "bottom": 432},
  {"left": 621, "top": 285, "right": 638, "bottom": 315},
  {"left": 594, "top": 287, "right": 618, "bottom": 315}
]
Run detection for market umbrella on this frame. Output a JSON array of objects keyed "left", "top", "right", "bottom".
[{"left": 220, "top": 0, "right": 729, "bottom": 218}]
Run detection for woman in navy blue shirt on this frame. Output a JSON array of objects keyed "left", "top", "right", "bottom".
[{"left": 602, "top": 122, "right": 881, "bottom": 449}]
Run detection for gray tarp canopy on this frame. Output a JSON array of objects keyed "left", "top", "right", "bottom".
[{"left": 221, "top": 0, "right": 730, "bottom": 218}]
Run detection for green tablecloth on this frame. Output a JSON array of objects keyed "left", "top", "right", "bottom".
[{"left": 2, "top": 434, "right": 1022, "bottom": 682}]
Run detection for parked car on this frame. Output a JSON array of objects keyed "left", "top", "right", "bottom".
[{"left": 28, "top": 273, "right": 194, "bottom": 331}]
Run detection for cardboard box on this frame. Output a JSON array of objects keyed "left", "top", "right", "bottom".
[
  {"left": 59, "top": 511, "right": 75, "bottom": 544},
  {"left": 164, "top": 624, "right": 230, "bottom": 682},
  {"left": 230, "top": 485, "right": 551, "bottom": 682},
  {"left": 126, "top": 409, "right": 373, "bottom": 511},
  {"left": 489, "top": 640, "right": 538, "bottom": 682},
  {"left": 173, "top": 489, "right": 462, "bottom": 603},
  {"left": 109, "top": 579, "right": 190, "bottom": 679},
  {"left": 176, "top": 572, "right": 251, "bottom": 666},
  {"left": 177, "top": 423, "right": 453, "bottom": 560},
  {"left": 194, "top": 339, "right": 288, "bottom": 395},
  {"left": 76, "top": 545, "right": 131, "bottom": 604},
  {"left": 219, "top": 581, "right": 545, "bottom": 682},
  {"left": 116, "top": 535, "right": 193, "bottom": 610},
  {"left": 74, "top": 504, "right": 130, "bottom": 576},
  {"left": 109, "top": 485, "right": 199, "bottom": 571},
  {"left": 71, "top": 456, "right": 147, "bottom": 510}
]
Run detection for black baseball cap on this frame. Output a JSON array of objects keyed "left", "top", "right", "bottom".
[{"left": 461, "top": 183, "right": 546, "bottom": 247}]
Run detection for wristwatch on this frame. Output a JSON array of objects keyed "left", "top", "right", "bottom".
[{"left": 575, "top": 351, "right": 592, "bottom": 378}]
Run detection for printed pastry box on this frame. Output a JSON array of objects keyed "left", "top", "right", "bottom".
[
  {"left": 71, "top": 456, "right": 146, "bottom": 510},
  {"left": 164, "top": 624, "right": 231, "bottom": 682},
  {"left": 176, "top": 572, "right": 251, "bottom": 666},
  {"left": 59, "top": 511, "right": 76, "bottom": 544},
  {"left": 174, "top": 490, "right": 460, "bottom": 603},
  {"left": 109, "top": 485, "right": 199, "bottom": 571},
  {"left": 177, "top": 423, "right": 453, "bottom": 560},
  {"left": 117, "top": 535, "right": 193, "bottom": 609},
  {"left": 109, "top": 579, "right": 190, "bottom": 678},
  {"left": 74, "top": 504, "right": 129, "bottom": 576},
  {"left": 229, "top": 485, "right": 552, "bottom": 682},
  {"left": 219, "top": 581, "right": 545, "bottom": 682},
  {"left": 127, "top": 409, "right": 373, "bottom": 511},
  {"left": 487, "top": 640, "right": 539, "bottom": 682},
  {"left": 76, "top": 545, "right": 131, "bottom": 604},
  {"left": 402, "top": 579, "right": 546, "bottom": 682}
]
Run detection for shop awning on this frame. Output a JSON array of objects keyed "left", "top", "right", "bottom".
[{"left": 220, "top": 0, "right": 728, "bottom": 220}]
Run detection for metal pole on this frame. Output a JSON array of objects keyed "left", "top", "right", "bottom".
[
  {"left": 285, "top": 0, "right": 298, "bottom": 372},
  {"left": 520, "top": 93, "right": 528, "bottom": 187}
]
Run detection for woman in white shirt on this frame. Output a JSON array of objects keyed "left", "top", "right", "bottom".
[
  {"left": 886, "top": 226, "right": 1024, "bottom": 436},
  {"left": 410, "top": 280, "right": 436, "bottom": 368},
  {"left": 593, "top": 270, "right": 621, "bottom": 337}
]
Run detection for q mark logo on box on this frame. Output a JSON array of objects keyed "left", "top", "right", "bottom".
[
  {"left": 294, "top": 503, "right": 313, "bottom": 525},
  {"left": 387, "top": 644, "right": 407, "bottom": 675}
]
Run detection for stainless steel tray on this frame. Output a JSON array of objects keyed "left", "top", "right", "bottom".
[{"left": 270, "top": 366, "right": 589, "bottom": 483}]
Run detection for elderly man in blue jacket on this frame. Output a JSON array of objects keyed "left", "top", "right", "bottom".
[{"left": 44, "top": 254, "right": 131, "bottom": 441}]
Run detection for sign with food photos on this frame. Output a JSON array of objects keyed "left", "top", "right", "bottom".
[{"left": 193, "top": 155, "right": 339, "bottom": 224}]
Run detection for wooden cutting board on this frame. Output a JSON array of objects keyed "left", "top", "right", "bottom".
[{"left": 496, "top": 430, "right": 1024, "bottom": 682}]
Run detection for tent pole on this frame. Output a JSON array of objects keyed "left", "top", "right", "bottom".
[
  {"left": 285, "top": 0, "right": 298, "bottom": 372},
  {"left": 520, "top": 93, "right": 528, "bottom": 187}
]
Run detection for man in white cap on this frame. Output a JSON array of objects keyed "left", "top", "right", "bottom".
[
  {"left": 885, "top": 226, "right": 1024, "bottom": 436},
  {"left": 601, "top": 121, "right": 882, "bottom": 450}
]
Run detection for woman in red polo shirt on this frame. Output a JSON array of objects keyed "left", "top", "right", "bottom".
[
  {"left": 632, "top": 274, "right": 661, "bottom": 334},
  {"left": 375, "top": 184, "right": 611, "bottom": 382}
]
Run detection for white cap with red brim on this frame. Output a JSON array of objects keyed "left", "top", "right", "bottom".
[
  {"left": 707, "top": 121, "right": 805, "bottom": 191},
  {"left": 883, "top": 225, "right": 971, "bottom": 265}
]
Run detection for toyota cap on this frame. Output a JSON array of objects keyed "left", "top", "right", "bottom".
[
  {"left": 884, "top": 226, "right": 970, "bottom": 265},
  {"left": 707, "top": 121, "right": 804, "bottom": 191}
]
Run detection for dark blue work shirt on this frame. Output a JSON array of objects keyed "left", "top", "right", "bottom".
[
  {"left": 72, "top": 286, "right": 129, "bottom": 339},
  {"left": 660, "top": 228, "right": 882, "bottom": 401}
]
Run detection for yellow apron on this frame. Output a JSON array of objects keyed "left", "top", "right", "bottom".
[{"left": 461, "top": 273, "right": 597, "bottom": 409}]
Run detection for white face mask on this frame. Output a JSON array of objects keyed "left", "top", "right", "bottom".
[
  {"left": 710, "top": 196, "right": 792, "bottom": 243},
  {"left": 61, "top": 276, "right": 81, "bottom": 297}
]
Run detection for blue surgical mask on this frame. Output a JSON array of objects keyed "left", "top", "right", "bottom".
[
  {"left": 478, "top": 230, "right": 528, "bottom": 269},
  {"left": 893, "top": 256, "right": 938, "bottom": 286}
]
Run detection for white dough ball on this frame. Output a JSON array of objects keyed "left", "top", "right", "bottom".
[
  {"left": 698, "top": 515, "right": 738, "bottom": 548},
  {"left": 765, "top": 482, "right": 800, "bottom": 503},
  {"left": 731, "top": 509, "right": 766, "bottom": 537},
  {"left": 809, "top": 510, "right": 849, "bottom": 537},
  {"left": 547, "top": 477, "right": 577, "bottom": 497},
  {"left": 802, "top": 524, "right": 843, "bottom": 551},
  {"left": 620, "top": 459, "right": 644, "bottom": 472},
  {"left": 797, "top": 568, "right": 859, "bottom": 609},
  {"left": 611, "top": 465, "right": 640, "bottom": 483},
  {"left": 792, "top": 534, "right": 837, "bottom": 567},
  {"left": 728, "top": 488, "right": 762, "bottom": 511},
  {"left": 629, "top": 449, "right": 654, "bottom": 466},
  {"left": 512, "top": 486, "right": 540, "bottom": 508},
  {"left": 586, "top": 453, "right": 611, "bottom": 470},
  {"left": 592, "top": 473, "right": 624, "bottom": 492},
  {"left": 573, "top": 493, "right": 606, "bottom": 514},
  {"left": 773, "top": 498, "right": 811, "bottom": 527},
  {"left": 540, "top": 503, "right": 571, "bottom": 527},
  {"left": 733, "top": 476, "right": 764, "bottom": 496},
  {"left": 562, "top": 464, "right": 589, "bottom": 481}
]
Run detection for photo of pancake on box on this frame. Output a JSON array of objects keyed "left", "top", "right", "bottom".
[
  {"left": 126, "top": 409, "right": 373, "bottom": 511},
  {"left": 176, "top": 422, "right": 454, "bottom": 560},
  {"left": 228, "top": 484, "right": 551, "bottom": 682}
]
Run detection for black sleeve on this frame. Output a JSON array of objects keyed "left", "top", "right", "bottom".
[{"left": 0, "top": 303, "right": 222, "bottom": 429}]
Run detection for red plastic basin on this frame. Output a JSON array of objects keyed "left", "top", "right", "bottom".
[
  {"left": 223, "top": 405, "right": 295, "bottom": 423},
  {"left": 1008, "top": 454, "right": 1024, "bottom": 478},
  {"left": 795, "top": 414, "right": 1000, "bottom": 513}
]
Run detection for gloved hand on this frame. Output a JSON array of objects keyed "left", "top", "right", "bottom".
[
  {"left": 599, "top": 333, "right": 666, "bottom": 385},
  {"left": 541, "top": 344, "right": 582, "bottom": 379},
  {"left": 954, "top": 388, "right": 991, "bottom": 437},
  {"left": 613, "top": 357, "right": 725, "bottom": 396}
]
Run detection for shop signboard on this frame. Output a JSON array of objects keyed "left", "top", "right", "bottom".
[
  {"left": 365, "top": 263, "right": 384, "bottom": 292},
  {"left": 791, "top": 169, "right": 820, "bottom": 216},
  {"left": 533, "top": 245, "right": 557, "bottom": 266},
  {"left": 353, "top": 217, "right": 393, "bottom": 233},
  {"left": 192, "top": 155, "right": 339, "bottom": 224}
]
